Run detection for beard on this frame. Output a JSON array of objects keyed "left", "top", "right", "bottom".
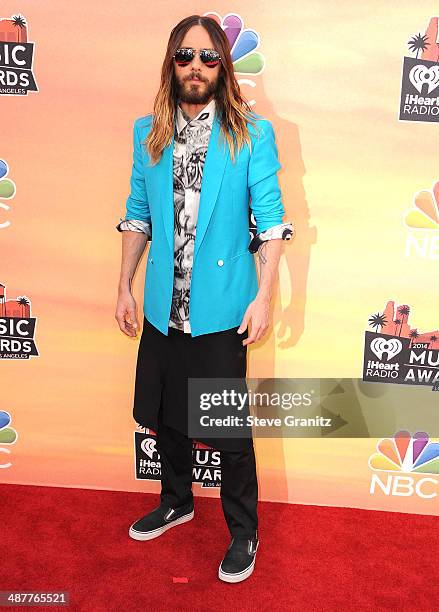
[{"left": 176, "top": 73, "right": 219, "bottom": 104}]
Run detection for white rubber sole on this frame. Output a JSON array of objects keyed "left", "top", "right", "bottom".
[
  {"left": 128, "top": 510, "right": 194, "bottom": 541},
  {"left": 218, "top": 548, "right": 258, "bottom": 583}
]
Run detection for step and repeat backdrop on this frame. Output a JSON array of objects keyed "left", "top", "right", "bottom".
[{"left": 2, "top": 1, "right": 439, "bottom": 516}]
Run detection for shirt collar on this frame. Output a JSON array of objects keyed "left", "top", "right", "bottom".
[{"left": 176, "top": 98, "right": 216, "bottom": 136}]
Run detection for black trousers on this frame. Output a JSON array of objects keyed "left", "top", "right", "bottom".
[
  {"left": 156, "top": 412, "right": 259, "bottom": 538},
  {"left": 134, "top": 316, "right": 259, "bottom": 536}
]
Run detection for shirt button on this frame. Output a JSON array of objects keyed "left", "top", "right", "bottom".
[{"left": 217, "top": 259, "right": 224, "bottom": 266}]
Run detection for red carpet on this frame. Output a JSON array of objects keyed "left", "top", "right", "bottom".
[{"left": 1, "top": 483, "right": 438, "bottom": 611}]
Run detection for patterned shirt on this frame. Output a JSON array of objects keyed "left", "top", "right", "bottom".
[
  {"left": 168, "top": 98, "right": 216, "bottom": 332},
  {"left": 116, "top": 99, "right": 294, "bottom": 333}
]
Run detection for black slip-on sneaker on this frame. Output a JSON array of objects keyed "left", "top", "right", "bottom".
[
  {"left": 218, "top": 535, "right": 259, "bottom": 583},
  {"left": 128, "top": 502, "right": 194, "bottom": 541}
]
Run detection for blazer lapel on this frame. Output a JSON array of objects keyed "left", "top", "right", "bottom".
[
  {"left": 193, "top": 112, "right": 229, "bottom": 260},
  {"left": 158, "top": 124, "right": 175, "bottom": 254},
  {"left": 159, "top": 109, "right": 230, "bottom": 258}
]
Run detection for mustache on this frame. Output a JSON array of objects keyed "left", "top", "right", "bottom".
[{"left": 185, "top": 74, "right": 205, "bottom": 82}]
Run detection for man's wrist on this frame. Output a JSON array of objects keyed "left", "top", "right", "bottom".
[
  {"left": 256, "top": 288, "right": 271, "bottom": 303},
  {"left": 118, "top": 279, "right": 133, "bottom": 294}
]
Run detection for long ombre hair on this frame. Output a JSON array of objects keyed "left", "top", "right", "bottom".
[{"left": 145, "top": 15, "right": 259, "bottom": 165}]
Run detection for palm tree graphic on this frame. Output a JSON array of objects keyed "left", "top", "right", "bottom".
[
  {"left": 429, "top": 335, "right": 438, "bottom": 348},
  {"left": 409, "top": 329, "right": 420, "bottom": 346},
  {"left": 12, "top": 15, "right": 27, "bottom": 43},
  {"left": 368, "top": 312, "right": 387, "bottom": 333},
  {"left": 16, "top": 296, "right": 30, "bottom": 317},
  {"left": 397, "top": 305, "right": 410, "bottom": 337},
  {"left": 394, "top": 318, "right": 401, "bottom": 335},
  {"left": 407, "top": 33, "right": 430, "bottom": 58}
]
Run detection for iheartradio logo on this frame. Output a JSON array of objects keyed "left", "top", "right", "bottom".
[
  {"left": 409, "top": 64, "right": 439, "bottom": 94},
  {"left": 399, "top": 16, "right": 439, "bottom": 123},
  {"left": 140, "top": 437, "right": 157, "bottom": 459},
  {"left": 369, "top": 337, "right": 403, "bottom": 361}
]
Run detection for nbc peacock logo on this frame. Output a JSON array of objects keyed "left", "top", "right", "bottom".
[
  {"left": 405, "top": 181, "right": 439, "bottom": 230},
  {"left": 369, "top": 430, "right": 439, "bottom": 499},
  {"left": 0, "top": 158, "right": 16, "bottom": 229},
  {"left": 0, "top": 410, "right": 18, "bottom": 469},
  {"left": 203, "top": 11, "right": 264, "bottom": 106},
  {"left": 404, "top": 180, "right": 439, "bottom": 259}
]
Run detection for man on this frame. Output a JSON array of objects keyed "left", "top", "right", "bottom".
[{"left": 115, "top": 15, "right": 293, "bottom": 583}]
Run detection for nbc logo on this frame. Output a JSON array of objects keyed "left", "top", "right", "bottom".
[
  {"left": 0, "top": 159, "right": 16, "bottom": 230},
  {"left": 369, "top": 430, "right": 439, "bottom": 498},
  {"left": 404, "top": 181, "right": 439, "bottom": 259},
  {"left": 203, "top": 12, "right": 264, "bottom": 106},
  {"left": 0, "top": 410, "right": 18, "bottom": 468}
]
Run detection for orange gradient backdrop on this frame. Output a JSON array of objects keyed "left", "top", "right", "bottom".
[{"left": 2, "top": 1, "right": 439, "bottom": 516}]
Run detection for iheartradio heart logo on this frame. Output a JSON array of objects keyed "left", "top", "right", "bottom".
[
  {"left": 409, "top": 64, "right": 439, "bottom": 94},
  {"left": 141, "top": 437, "right": 157, "bottom": 459},
  {"left": 370, "top": 337, "right": 403, "bottom": 361}
]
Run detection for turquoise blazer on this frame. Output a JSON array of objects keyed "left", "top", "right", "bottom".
[{"left": 124, "top": 110, "right": 285, "bottom": 337}]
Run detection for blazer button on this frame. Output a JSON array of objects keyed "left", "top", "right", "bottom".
[{"left": 217, "top": 259, "right": 224, "bottom": 266}]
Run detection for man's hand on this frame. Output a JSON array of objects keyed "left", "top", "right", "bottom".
[
  {"left": 115, "top": 290, "right": 139, "bottom": 337},
  {"left": 237, "top": 295, "right": 270, "bottom": 346}
]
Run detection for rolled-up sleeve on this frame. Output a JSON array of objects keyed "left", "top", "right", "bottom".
[
  {"left": 118, "top": 119, "right": 151, "bottom": 227},
  {"left": 247, "top": 119, "right": 285, "bottom": 234},
  {"left": 115, "top": 217, "right": 152, "bottom": 240},
  {"left": 248, "top": 221, "right": 294, "bottom": 253}
]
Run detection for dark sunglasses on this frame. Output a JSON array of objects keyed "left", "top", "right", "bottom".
[{"left": 173, "top": 47, "right": 222, "bottom": 68}]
